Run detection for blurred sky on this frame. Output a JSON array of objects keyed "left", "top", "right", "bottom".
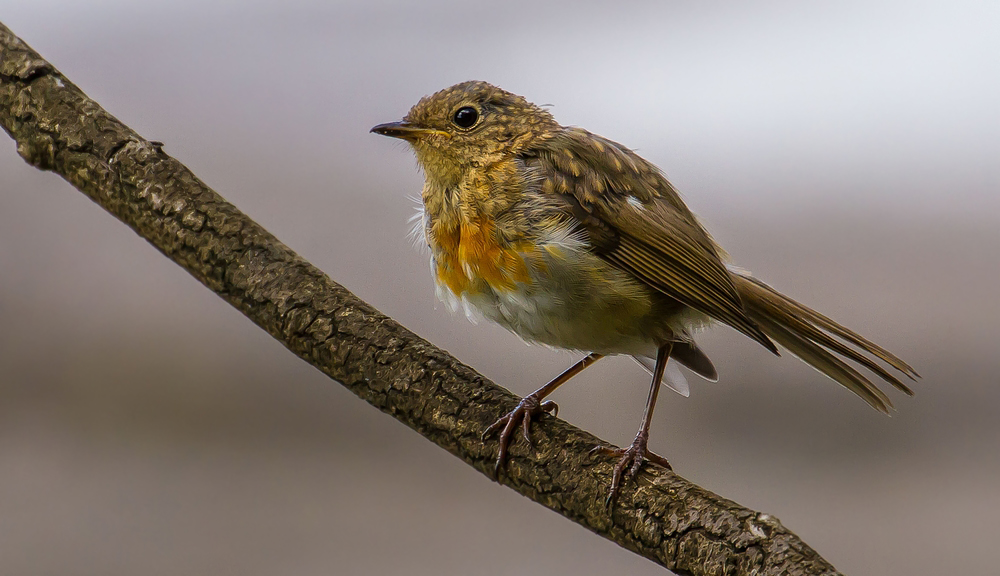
[{"left": 1, "top": 1, "right": 998, "bottom": 575}]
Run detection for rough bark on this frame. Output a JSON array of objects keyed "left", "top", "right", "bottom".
[{"left": 0, "top": 22, "right": 842, "bottom": 576}]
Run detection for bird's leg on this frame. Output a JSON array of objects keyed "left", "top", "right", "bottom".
[
  {"left": 484, "top": 352, "right": 603, "bottom": 477},
  {"left": 591, "top": 342, "right": 674, "bottom": 505}
]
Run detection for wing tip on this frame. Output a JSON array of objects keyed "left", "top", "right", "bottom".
[{"left": 746, "top": 322, "right": 780, "bottom": 356}]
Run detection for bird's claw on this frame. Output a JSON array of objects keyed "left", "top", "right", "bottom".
[
  {"left": 590, "top": 431, "right": 671, "bottom": 505},
  {"left": 483, "top": 394, "right": 558, "bottom": 477}
]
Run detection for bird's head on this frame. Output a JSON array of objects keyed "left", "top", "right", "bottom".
[{"left": 371, "top": 81, "right": 556, "bottom": 189}]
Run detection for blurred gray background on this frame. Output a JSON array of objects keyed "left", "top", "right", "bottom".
[{"left": 1, "top": 1, "right": 997, "bottom": 574}]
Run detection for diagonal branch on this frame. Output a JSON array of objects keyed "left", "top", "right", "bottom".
[{"left": 0, "top": 22, "right": 841, "bottom": 576}]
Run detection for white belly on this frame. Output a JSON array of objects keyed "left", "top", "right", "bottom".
[{"left": 430, "top": 246, "right": 662, "bottom": 356}]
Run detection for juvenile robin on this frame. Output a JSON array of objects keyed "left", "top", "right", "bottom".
[{"left": 371, "top": 81, "right": 917, "bottom": 502}]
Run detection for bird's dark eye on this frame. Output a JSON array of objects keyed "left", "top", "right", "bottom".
[{"left": 453, "top": 106, "right": 479, "bottom": 128}]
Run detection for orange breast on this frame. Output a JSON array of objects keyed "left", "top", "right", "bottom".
[{"left": 431, "top": 218, "right": 536, "bottom": 296}]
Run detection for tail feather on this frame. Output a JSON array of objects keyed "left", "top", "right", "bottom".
[
  {"left": 732, "top": 272, "right": 917, "bottom": 413},
  {"left": 751, "top": 312, "right": 894, "bottom": 413},
  {"left": 633, "top": 355, "right": 690, "bottom": 397},
  {"left": 670, "top": 341, "right": 719, "bottom": 382},
  {"left": 738, "top": 275, "right": 919, "bottom": 380}
]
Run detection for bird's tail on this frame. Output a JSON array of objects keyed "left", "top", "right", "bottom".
[{"left": 731, "top": 272, "right": 919, "bottom": 413}]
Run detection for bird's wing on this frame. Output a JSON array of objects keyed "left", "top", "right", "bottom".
[{"left": 523, "top": 128, "right": 777, "bottom": 353}]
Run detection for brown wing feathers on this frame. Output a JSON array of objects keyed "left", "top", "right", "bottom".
[
  {"left": 530, "top": 129, "right": 778, "bottom": 353},
  {"left": 527, "top": 127, "right": 916, "bottom": 410}
]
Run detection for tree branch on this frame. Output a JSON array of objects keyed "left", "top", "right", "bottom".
[{"left": 0, "top": 22, "right": 842, "bottom": 575}]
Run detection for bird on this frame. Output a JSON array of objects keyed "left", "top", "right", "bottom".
[{"left": 371, "top": 81, "right": 918, "bottom": 502}]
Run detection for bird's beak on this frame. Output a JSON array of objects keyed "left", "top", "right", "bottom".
[{"left": 370, "top": 121, "right": 450, "bottom": 140}]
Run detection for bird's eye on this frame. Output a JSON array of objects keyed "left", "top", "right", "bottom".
[{"left": 453, "top": 106, "right": 479, "bottom": 128}]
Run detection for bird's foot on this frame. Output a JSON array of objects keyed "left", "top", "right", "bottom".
[
  {"left": 589, "top": 430, "right": 671, "bottom": 505},
  {"left": 483, "top": 394, "right": 558, "bottom": 478}
]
